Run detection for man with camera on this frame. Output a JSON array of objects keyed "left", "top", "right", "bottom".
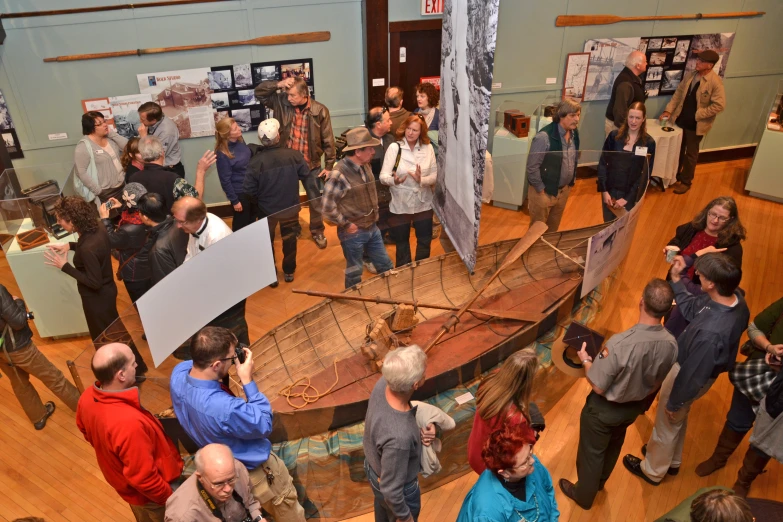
[
  {"left": 0, "top": 283, "right": 80, "bottom": 430},
  {"left": 169, "top": 327, "right": 305, "bottom": 522},
  {"left": 165, "top": 443, "right": 264, "bottom": 522},
  {"left": 558, "top": 278, "right": 678, "bottom": 509},
  {"left": 77, "top": 343, "right": 184, "bottom": 522}
]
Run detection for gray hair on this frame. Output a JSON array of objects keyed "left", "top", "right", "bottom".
[
  {"left": 553, "top": 98, "right": 581, "bottom": 123},
  {"left": 625, "top": 51, "right": 646, "bottom": 69},
  {"left": 260, "top": 134, "right": 280, "bottom": 147},
  {"left": 194, "top": 443, "right": 234, "bottom": 473},
  {"left": 382, "top": 344, "right": 427, "bottom": 393},
  {"left": 137, "top": 136, "right": 165, "bottom": 162}
]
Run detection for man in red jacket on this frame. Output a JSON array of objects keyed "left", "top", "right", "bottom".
[{"left": 76, "top": 343, "right": 183, "bottom": 522}]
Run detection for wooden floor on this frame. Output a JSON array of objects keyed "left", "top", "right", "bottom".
[{"left": 1, "top": 158, "right": 781, "bottom": 521}]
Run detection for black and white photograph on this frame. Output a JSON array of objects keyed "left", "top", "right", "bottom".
[
  {"left": 232, "top": 108, "right": 252, "bottom": 131},
  {"left": 662, "top": 69, "right": 684, "bottom": 91},
  {"left": 649, "top": 52, "right": 667, "bottom": 66},
  {"left": 434, "top": 0, "right": 500, "bottom": 270},
  {"left": 645, "top": 82, "right": 660, "bottom": 97},
  {"left": 237, "top": 90, "right": 257, "bottom": 106},
  {"left": 214, "top": 110, "right": 230, "bottom": 124},
  {"left": 685, "top": 33, "right": 735, "bottom": 77},
  {"left": 673, "top": 40, "right": 690, "bottom": 63},
  {"left": 583, "top": 37, "right": 640, "bottom": 101},
  {"left": 208, "top": 70, "right": 232, "bottom": 90},
  {"left": 662, "top": 37, "right": 678, "bottom": 49},
  {"left": 211, "top": 92, "right": 230, "bottom": 109},
  {"left": 308, "top": 86, "right": 315, "bottom": 98},
  {"left": 254, "top": 65, "right": 277, "bottom": 83},
  {"left": 0, "top": 90, "right": 15, "bottom": 131},
  {"left": 281, "top": 62, "right": 311, "bottom": 80},
  {"left": 233, "top": 64, "right": 252, "bottom": 88},
  {"left": 2, "top": 133, "right": 14, "bottom": 149},
  {"left": 638, "top": 38, "right": 648, "bottom": 55},
  {"left": 0, "top": 128, "right": 23, "bottom": 158},
  {"left": 645, "top": 66, "right": 663, "bottom": 82},
  {"left": 648, "top": 38, "right": 663, "bottom": 50}
]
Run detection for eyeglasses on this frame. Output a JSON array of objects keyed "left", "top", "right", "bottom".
[
  {"left": 204, "top": 475, "right": 238, "bottom": 489},
  {"left": 707, "top": 211, "right": 730, "bottom": 223},
  {"left": 94, "top": 120, "right": 107, "bottom": 126},
  {"left": 510, "top": 447, "right": 535, "bottom": 471}
]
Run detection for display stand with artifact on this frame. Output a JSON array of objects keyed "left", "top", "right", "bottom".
[{"left": 15, "top": 227, "right": 50, "bottom": 251}]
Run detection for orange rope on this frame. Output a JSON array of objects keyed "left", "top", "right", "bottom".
[{"left": 277, "top": 361, "right": 340, "bottom": 410}]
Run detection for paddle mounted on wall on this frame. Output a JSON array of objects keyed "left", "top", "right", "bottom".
[{"left": 555, "top": 11, "right": 765, "bottom": 27}]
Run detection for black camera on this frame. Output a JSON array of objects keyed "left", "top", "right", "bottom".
[{"left": 236, "top": 343, "right": 248, "bottom": 364}]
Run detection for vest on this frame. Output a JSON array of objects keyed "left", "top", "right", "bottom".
[
  {"left": 335, "top": 158, "right": 379, "bottom": 229},
  {"left": 676, "top": 77, "right": 700, "bottom": 131},
  {"left": 605, "top": 67, "right": 645, "bottom": 122},
  {"left": 539, "top": 122, "right": 580, "bottom": 197}
]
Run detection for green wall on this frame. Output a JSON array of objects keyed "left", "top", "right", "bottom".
[{"left": 1, "top": 1, "right": 781, "bottom": 205}]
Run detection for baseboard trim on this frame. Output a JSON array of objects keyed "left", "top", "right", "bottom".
[{"left": 698, "top": 145, "right": 756, "bottom": 164}]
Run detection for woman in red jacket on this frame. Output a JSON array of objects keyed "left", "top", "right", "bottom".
[{"left": 467, "top": 348, "right": 538, "bottom": 474}]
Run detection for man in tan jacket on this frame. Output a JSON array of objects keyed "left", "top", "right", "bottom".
[{"left": 660, "top": 49, "right": 726, "bottom": 194}]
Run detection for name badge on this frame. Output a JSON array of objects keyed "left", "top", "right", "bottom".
[
  {"left": 635, "top": 146, "right": 648, "bottom": 156},
  {"left": 94, "top": 149, "right": 104, "bottom": 154}
]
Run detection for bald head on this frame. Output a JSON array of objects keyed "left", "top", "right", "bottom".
[
  {"left": 171, "top": 196, "right": 207, "bottom": 233},
  {"left": 195, "top": 443, "right": 234, "bottom": 475},
  {"left": 385, "top": 87, "right": 404, "bottom": 109},
  {"left": 91, "top": 343, "right": 135, "bottom": 387},
  {"left": 626, "top": 51, "right": 648, "bottom": 75}
]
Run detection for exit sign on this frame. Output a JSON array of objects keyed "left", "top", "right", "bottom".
[{"left": 421, "top": 0, "right": 444, "bottom": 16}]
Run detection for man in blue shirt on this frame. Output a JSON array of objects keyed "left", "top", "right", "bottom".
[{"left": 170, "top": 326, "right": 305, "bottom": 521}]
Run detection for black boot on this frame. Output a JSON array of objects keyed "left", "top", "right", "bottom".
[
  {"left": 732, "top": 445, "right": 770, "bottom": 497},
  {"left": 695, "top": 423, "right": 747, "bottom": 477}
]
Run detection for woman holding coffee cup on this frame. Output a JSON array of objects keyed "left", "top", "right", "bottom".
[{"left": 663, "top": 196, "right": 746, "bottom": 336}]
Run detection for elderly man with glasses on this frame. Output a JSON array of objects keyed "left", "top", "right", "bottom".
[
  {"left": 165, "top": 443, "right": 264, "bottom": 522},
  {"left": 169, "top": 327, "right": 305, "bottom": 522}
]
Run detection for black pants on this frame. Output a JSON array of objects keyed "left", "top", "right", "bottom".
[
  {"left": 388, "top": 210, "right": 433, "bottom": 268},
  {"left": 123, "top": 278, "right": 152, "bottom": 304},
  {"left": 170, "top": 161, "right": 186, "bottom": 179},
  {"left": 80, "top": 282, "right": 120, "bottom": 343},
  {"left": 231, "top": 193, "right": 258, "bottom": 232},
  {"left": 267, "top": 213, "right": 301, "bottom": 275},
  {"left": 574, "top": 391, "right": 649, "bottom": 508},
  {"left": 676, "top": 129, "right": 703, "bottom": 186}
]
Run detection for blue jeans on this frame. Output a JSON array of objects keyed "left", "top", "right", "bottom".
[
  {"left": 726, "top": 385, "right": 757, "bottom": 433},
  {"left": 337, "top": 225, "right": 393, "bottom": 288},
  {"left": 364, "top": 460, "right": 420, "bottom": 522},
  {"left": 303, "top": 167, "right": 325, "bottom": 235}
]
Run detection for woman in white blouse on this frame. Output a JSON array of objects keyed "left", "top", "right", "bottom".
[{"left": 380, "top": 114, "right": 437, "bottom": 267}]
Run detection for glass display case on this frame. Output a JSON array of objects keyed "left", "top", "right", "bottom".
[{"left": 746, "top": 80, "right": 783, "bottom": 200}]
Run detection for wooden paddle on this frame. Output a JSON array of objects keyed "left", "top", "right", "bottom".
[
  {"left": 292, "top": 289, "right": 546, "bottom": 324},
  {"left": 423, "top": 221, "right": 549, "bottom": 353},
  {"left": 2, "top": 0, "right": 233, "bottom": 19},
  {"left": 555, "top": 11, "right": 765, "bottom": 27},
  {"left": 43, "top": 31, "right": 331, "bottom": 62}
]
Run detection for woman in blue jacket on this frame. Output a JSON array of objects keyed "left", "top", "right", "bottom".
[
  {"left": 597, "top": 101, "right": 656, "bottom": 222},
  {"left": 215, "top": 117, "right": 254, "bottom": 231},
  {"left": 457, "top": 422, "right": 559, "bottom": 522}
]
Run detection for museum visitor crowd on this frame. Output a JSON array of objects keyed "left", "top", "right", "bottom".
[{"left": 2, "top": 46, "right": 782, "bottom": 522}]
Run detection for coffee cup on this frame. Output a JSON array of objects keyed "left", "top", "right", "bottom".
[{"left": 665, "top": 246, "right": 680, "bottom": 263}]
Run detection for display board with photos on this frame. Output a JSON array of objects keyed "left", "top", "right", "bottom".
[
  {"left": 583, "top": 33, "right": 734, "bottom": 101},
  {"left": 209, "top": 58, "right": 315, "bottom": 133},
  {"left": 0, "top": 90, "right": 23, "bottom": 159}
]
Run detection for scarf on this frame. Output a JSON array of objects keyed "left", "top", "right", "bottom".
[
  {"left": 131, "top": 159, "right": 144, "bottom": 171},
  {"left": 119, "top": 209, "right": 144, "bottom": 227},
  {"left": 418, "top": 107, "right": 435, "bottom": 128}
]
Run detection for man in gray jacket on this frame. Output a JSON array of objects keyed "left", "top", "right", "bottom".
[{"left": 254, "top": 77, "right": 336, "bottom": 249}]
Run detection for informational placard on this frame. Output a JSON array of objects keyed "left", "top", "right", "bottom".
[
  {"left": 0, "top": 90, "right": 23, "bottom": 159},
  {"left": 583, "top": 38, "right": 640, "bottom": 101},
  {"left": 563, "top": 52, "right": 590, "bottom": 100},
  {"left": 137, "top": 68, "right": 214, "bottom": 138}
]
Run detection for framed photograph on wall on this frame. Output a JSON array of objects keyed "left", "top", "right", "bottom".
[{"left": 562, "top": 52, "right": 590, "bottom": 101}]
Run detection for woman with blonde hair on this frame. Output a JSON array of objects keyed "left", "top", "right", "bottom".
[
  {"left": 214, "top": 117, "right": 254, "bottom": 230},
  {"left": 120, "top": 137, "right": 144, "bottom": 181},
  {"left": 467, "top": 348, "right": 538, "bottom": 474}
]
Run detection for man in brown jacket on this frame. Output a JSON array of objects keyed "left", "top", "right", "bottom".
[
  {"left": 254, "top": 77, "right": 335, "bottom": 249},
  {"left": 660, "top": 49, "right": 726, "bottom": 194}
]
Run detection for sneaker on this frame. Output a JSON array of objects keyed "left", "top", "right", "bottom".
[
  {"left": 313, "top": 234, "right": 327, "bottom": 249},
  {"left": 284, "top": 273, "right": 294, "bottom": 283},
  {"left": 673, "top": 183, "right": 690, "bottom": 194},
  {"left": 34, "top": 402, "right": 56, "bottom": 430},
  {"left": 363, "top": 261, "right": 377, "bottom": 274}
]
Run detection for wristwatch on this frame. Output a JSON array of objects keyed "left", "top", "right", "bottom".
[
  {"left": 580, "top": 356, "right": 593, "bottom": 364},
  {"left": 252, "top": 516, "right": 264, "bottom": 522}
]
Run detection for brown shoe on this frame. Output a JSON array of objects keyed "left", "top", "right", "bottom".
[
  {"left": 673, "top": 183, "right": 690, "bottom": 194},
  {"left": 558, "top": 479, "right": 592, "bottom": 510}
]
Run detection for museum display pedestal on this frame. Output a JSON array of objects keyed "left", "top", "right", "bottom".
[
  {"left": 5, "top": 219, "right": 89, "bottom": 338},
  {"left": 646, "top": 119, "right": 683, "bottom": 187},
  {"left": 746, "top": 127, "right": 783, "bottom": 202}
]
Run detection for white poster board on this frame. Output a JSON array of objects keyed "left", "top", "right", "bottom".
[{"left": 137, "top": 218, "right": 277, "bottom": 367}]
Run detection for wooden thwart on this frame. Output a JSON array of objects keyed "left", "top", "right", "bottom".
[
  {"left": 555, "top": 11, "right": 765, "bottom": 27},
  {"left": 44, "top": 31, "right": 331, "bottom": 62}
]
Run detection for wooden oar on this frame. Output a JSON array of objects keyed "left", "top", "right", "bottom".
[
  {"left": 43, "top": 31, "right": 331, "bottom": 62},
  {"left": 423, "top": 222, "right": 549, "bottom": 353},
  {"left": 555, "top": 11, "right": 764, "bottom": 27},
  {"left": 2, "top": 0, "right": 233, "bottom": 19},
  {"left": 292, "top": 289, "right": 545, "bottom": 323}
]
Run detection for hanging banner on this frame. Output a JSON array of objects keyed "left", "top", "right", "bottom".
[{"left": 434, "top": 0, "right": 500, "bottom": 271}]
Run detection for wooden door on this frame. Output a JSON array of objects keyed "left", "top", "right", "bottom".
[{"left": 389, "top": 20, "right": 442, "bottom": 112}]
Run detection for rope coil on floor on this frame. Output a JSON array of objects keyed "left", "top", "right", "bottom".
[{"left": 277, "top": 361, "right": 340, "bottom": 410}]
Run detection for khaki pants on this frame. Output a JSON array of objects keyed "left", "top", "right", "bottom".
[
  {"left": 640, "top": 363, "right": 716, "bottom": 482},
  {"left": 0, "top": 342, "right": 81, "bottom": 424},
  {"left": 129, "top": 502, "right": 165, "bottom": 522},
  {"left": 249, "top": 452, "right": 305, "bottom": 522},
  {"left": 528, "top": 185, "right": 571, "bottom": 232},
  {"left": 604, "top": 118, "right": 618, "bottom": 138}
]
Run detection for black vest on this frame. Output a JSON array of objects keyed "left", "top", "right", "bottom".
[
  {"left": 605, "top": 67, "right": 645, "bottom": 121},
  {"left": 676, "top": 78, "right": 700, "bottom": 131}
]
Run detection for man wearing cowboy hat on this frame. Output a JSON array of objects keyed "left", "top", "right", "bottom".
[
  {"left": 659, "top": 49, "right": 726, "bottom": 194},
  {"left": 322, "top": 127, "right": 393, "bottom": 289}
]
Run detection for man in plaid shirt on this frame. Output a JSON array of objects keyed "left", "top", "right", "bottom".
[
  {"left": 322, "top": 128, "right": 393, "bottom": 288},
  {"left": 255, "top": 76, "right": 335, "bottom": 249}
]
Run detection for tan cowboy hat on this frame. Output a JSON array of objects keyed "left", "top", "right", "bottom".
[{"left": 341, "top": 127, "right": 381, "bottom": 152}]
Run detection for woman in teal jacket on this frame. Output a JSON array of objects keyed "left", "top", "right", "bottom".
[{"left": 457, "top": 422, "right": 559, "bottom": 522}]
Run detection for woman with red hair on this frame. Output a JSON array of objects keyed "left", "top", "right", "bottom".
[{"left": 458, "top": 423, "right": 559, "bottom": 521}]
